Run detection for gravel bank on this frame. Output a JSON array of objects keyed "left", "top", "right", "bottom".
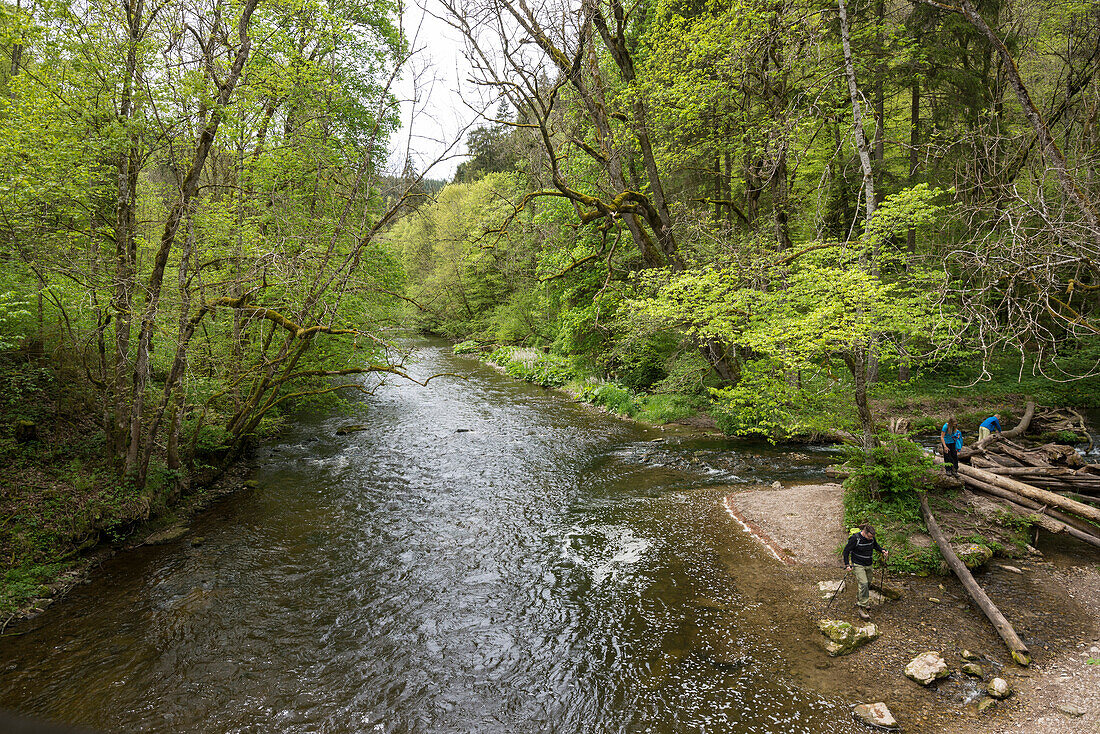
[{"left": 722, "top": 481, "right": 1100, "bottom": 734}]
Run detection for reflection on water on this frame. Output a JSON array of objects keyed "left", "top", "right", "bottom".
[{"left": 0, "top": 341, "right": 858, "bottom": 733}]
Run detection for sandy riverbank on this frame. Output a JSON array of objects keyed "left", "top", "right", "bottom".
[{"left": 722, "top": 481, "right": 1100, "bottom": 733}]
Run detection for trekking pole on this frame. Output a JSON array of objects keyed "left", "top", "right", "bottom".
[{"left": 823, "top": 568, "right": 851, "bottom": 615}]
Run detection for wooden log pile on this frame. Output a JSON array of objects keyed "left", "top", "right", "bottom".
[
  {"left": 951, "top": 402, "right": 1100, "bottom": 548},
  {"left": 920, "top": 404, "right": 1100, "bottom": 665}
]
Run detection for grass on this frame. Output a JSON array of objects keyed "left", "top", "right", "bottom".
[
  {"left": 1, "top": 562, "right": 64, "bottom": 615},
  {"left": 873, "top": 354, "right": 1100, "bottom": 414}
]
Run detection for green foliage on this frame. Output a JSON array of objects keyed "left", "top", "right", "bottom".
[
  {"left": 610, "top": 330, "right": 680, "bottom": 391},
  {"left": 1, "top": 562, "right": 62, "bottom": 614},
  {"left": 651, "top": 349, "right": 713, "bottom": 396},
  {"left": 634, "top": 393, "right": 699, "bottom": 424},
  {"left": 452, "top": 340, "right": 482, "bottom": 355},
  {"left": 841, "top": 434, "right": 933, "bottom": 500},
  {"left": 0, "top": 291, "right": 31, "bottom": 350},
  {"left": 487, "top": 347, "right": 576, "bottom": 388},
  {"left": 577, "top": 382, "right": 638, "bottom": 417},
  {"left": 188, "top": 422, "right": 233, "bottom": 454},
  {"left": 709, "top": 360, "right": 799, "bottom": 441}
]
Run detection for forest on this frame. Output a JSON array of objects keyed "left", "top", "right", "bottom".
[
  {"left": 392, "top": 0, "right": 1100, "bottom": 482},
  {"left": 1, "top": 0, "right": 1098, "bottom": 607}
]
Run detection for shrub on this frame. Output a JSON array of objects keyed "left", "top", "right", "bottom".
[
  {"left": 591, "top": 384, "right": 638, "bottom": 416},
  {"left": 635, "top": 394, "right": 697, "bottom": 424},
  {"left": 452, "top": 340, "right": 482, "bottom": 355},
  {"left": 487, "top": 347, "right": 575, "bottom": 387},
  {"left": 841, "top": 433, "right": 932, "bottom": 500},
  {"left": 709, "top": 360, "right": 798, "bottom": 441}
]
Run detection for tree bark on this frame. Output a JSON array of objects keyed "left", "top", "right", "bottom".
[
  {"left": 957, "top": 473, "right": 1100, "bottom": 546},
  {"left": 838, "top": 0, "right": 876, "bottom": 235},
  {"left": 919, "top": 494, "right": 1031, "bottom": 666},
  {"left": 844, "top": 348, "right": 880, "bottom": 496},
  {"left": 956, "top": 463, "right": 1100, "bottom": 524}
]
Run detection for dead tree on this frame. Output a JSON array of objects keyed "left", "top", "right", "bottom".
[{"left": 919, "top": 494, "right": 1031, "bottom": 666}]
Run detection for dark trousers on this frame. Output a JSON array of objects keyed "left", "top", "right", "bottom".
[{"left": 944, "top": 444, "right": 959, "bottom": 474}]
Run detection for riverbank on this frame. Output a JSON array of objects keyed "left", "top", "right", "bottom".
[
  {"left": 0, "top": 352, "right": 272, "bottom": 622},
  {"left": 1, "top": 458, "right": 255, "bottom": 629},
  {"left": 723, "top": 480, "right": 1100, "bottom": 733}
]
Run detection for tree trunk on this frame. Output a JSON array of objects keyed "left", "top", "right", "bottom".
[
  {"left": 957, "top": 463, "right": 1100, "bottom": 524},
  {"left": 111, "top": 0, "right": 144, "bottom": 463},
  {"left": 919, "top": 494, "right": 1031, "bottom": 666},
  {"left": 838, "top": 0, "right": 876, "bottom": 236},
  {"left": 844, "top": 348, "right": 880, "bottom": 497},
  {"left": 128, "top": 0, "right": 261, "bottom": 485}
]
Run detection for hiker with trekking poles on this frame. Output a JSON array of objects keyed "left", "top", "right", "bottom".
[{"left": 843, "top": 523, "right": 889, "bottom": 620}]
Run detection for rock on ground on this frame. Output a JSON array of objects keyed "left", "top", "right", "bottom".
[
  {"left": 905, "top": 651, "right": 949, "bottom": 685},
  {"left": 818, "top": 619, "right": 879, "bottom": 656},
  {"left": 853, "top": 702, "right": 899, "bottom": 730},
  {"left": 987, "top": 677, "right": 1012, "bottom": 699}
]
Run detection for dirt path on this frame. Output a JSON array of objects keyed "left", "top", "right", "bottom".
[{"left": 721, "top": 481, "right": 1100, "bottom": 734}]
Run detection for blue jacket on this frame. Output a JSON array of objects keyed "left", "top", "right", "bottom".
[
  {"left": 941, "top": 423, "right": 963, "bottom": 450},
  {"left": 980, "top": 416, "right": 1001, "bottom": 432}
]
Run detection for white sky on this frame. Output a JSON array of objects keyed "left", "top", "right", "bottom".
[{"left": 389, "top": 1, "right": 481, "bottom": 181}]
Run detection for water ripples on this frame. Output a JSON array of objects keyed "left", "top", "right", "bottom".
[{"left": 0, "top": 341, "right": 859, "bottom": 733}]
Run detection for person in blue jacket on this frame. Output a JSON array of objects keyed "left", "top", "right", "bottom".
[
  {"left": 979, "top": 414, "right": 1002, "bottom": 441},
  {"left": 940, "top": 416, "right": 962, "bottom": 476}
]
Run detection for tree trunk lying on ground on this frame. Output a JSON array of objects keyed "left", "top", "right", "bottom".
[
  {"left": 956, "top": 473, "right": 1100, "bottom": 550},
  {"left": 919, "top": 494, "right": 1031, "bottom": 666},
  {"left": 959, "top": 401, "right": 1035, "bottom": 459},
  {"left": 956, "top": 463, "right": 1100, "bottom": 524}
]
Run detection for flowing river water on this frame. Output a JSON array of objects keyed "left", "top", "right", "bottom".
[{"left": 0, "top": 340, "right": 865, "bottom": 733}]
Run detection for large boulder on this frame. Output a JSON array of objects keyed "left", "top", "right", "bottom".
[
  {"left": 852, "top": 702, "right": 899, "bottom": 730},
  {"left": 987, "top": 677, "right": 1012, "bottom": 699},
  {"left": 818, "top": 619, "right": 879, "bottom": 656},
  {"left": 905, "top": 651, "right": 949, "bottom": 685}
]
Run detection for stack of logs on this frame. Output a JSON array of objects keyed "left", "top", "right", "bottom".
[
  {"left": 954, "top": 401, "right": 1100, "bottom": 551},
  {"left": 922, "top": 401, "right": 1100, "bottom": 666}
]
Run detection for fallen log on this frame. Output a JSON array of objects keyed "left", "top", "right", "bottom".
[
  {"left": 996, "top": 442, "right": 1085, "bottom": 469},
  {"left": 958, "top": 474, "right": 1100, "bottom": 550},
  {"left": 980, "top": 466, "right": 1079, "bottom": 477},
  {"left": 986, "top": 495, "right": 1100, "bottom": 550},
  {"left": 919, "top": 494, "right": 1030, "bottom": 666},
  {"left": 960, "top": 401, "right": 1035, "bottom": 459},
  {"left": 957, "top": 463, "right": 1100, "bottom": 524}
]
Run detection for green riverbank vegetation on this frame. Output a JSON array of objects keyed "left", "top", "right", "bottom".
[{"left": 0, "top": 0, "right": 426, "bottom": 614}]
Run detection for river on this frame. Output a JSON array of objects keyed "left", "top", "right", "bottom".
[{"left": 0, "top": 340, "right": 861, "bottom": 733}]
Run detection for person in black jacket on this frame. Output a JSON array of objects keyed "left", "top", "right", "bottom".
[{"left": 844, "top": 523, "right": 889, "bottom": 620}]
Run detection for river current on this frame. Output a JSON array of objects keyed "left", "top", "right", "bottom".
[{"left": 0, "top": 340, "right": 861, "bottom": 733}]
